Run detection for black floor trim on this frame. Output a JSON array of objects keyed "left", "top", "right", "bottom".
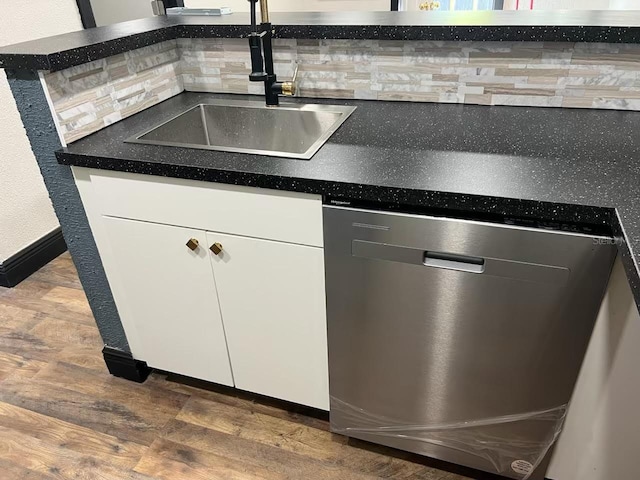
[
  {"left": 103, "top": 347, "right": 151, "bottom": 383},
  {"left": 0, "top": 227, "right": 67, "bottom": 288}
]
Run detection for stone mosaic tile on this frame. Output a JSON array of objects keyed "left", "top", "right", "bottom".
[
  {"left": 180, "top": 38, "right": 640, "bottom": 110},
  {"left": 44, "top": 40, "right": 183, "bottom": 144},
  {"left": 44, "top": 37, "right": 640, "bottom": 143}
]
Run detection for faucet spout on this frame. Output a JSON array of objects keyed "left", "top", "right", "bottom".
[
  {"left": 247, "top": 0, "right": 295, "bottom": 106},
  {"left": 259, "top": 0, "right": 270, "bottom": 23}
]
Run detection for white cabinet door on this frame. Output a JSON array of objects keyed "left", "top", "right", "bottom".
[
  {"left": 207, "top": 232, "right": 329, "bottom": 410},
  {"left": 103, "top": 217, "right": 234, "bottom": 386}
]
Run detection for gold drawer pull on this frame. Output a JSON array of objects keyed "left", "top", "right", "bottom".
[
  {"left": 210, "top": 242, "right": 223, "bottom": 255},
  {"left": 186, "top": 238, "right": 199, "bottom": 251}
]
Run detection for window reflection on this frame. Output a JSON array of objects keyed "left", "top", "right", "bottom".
[
  {"left": 414, "top": 0, "right": 496, "bottom": 10},
  {"left": 401, "top": 0, "right": 638, "bottom": 10}
]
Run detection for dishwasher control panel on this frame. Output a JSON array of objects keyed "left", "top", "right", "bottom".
[{"left": 325, "top": 196, "right": 613, "bottom": 237}]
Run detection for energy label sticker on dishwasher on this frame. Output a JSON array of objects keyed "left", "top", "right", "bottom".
[{"left": 511, "top": 460, "right": 534, "bottom": 475}]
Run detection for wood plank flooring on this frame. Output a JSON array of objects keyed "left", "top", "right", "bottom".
[{"left": 0, "top": 252, "right": 475, "bottom": 480}]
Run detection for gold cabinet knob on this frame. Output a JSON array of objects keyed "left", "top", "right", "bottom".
[
  {"left": 186, "top": 238, "right": 199, "bottom": 251},
  {"left": 210, "top": 242, "right": 223, "bottom": 255}
]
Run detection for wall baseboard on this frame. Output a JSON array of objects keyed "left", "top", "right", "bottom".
[
  {"left": 0, "top": 227, "right": 67, "bottom": 288},
  {"left": 102, "top": 347, "right": 151, "bottom": 383}
]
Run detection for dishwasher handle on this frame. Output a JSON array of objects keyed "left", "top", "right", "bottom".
[
  {"left": 423, "top": 251, "right": 485, "bottom": 274},
  {"left": 352, "top": 240, "right": 568, "bottom": 283}
]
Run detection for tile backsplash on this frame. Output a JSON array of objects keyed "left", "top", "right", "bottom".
[
  {"left": 182, "top": 38, "right": 640, "bottom": 109},
  {"left": 44, "top": 37, "right": 640, "bottom": 144},
  {"left": 44, "top": 40, "right": 183, "bottom": 144}
]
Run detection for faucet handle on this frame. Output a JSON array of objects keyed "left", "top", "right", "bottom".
[{"left": 281, "top": 62, "right": 299, "bottom": 97}]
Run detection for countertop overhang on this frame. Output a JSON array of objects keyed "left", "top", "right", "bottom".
[
  {"left": 56, "top": 92, "right": 640, "bottom": 308},
  {"left": 3, "top": 10, "right": 640, "bottom": 72}
]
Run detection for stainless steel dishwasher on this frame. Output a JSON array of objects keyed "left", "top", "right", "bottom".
[{"left": 323, "top": 205, "right": 616, "bottom": 480}]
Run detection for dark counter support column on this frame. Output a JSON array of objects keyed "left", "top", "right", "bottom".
[{"left": 6, "top": 69, "right": 131, "bottom": 355}]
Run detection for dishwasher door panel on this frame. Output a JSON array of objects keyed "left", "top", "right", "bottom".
[
  {"left": 323, "top": 206, "right": 616, "bottom": 479},
  {"left": 331, "top": 257, "right": 570, "bottom": 422}
]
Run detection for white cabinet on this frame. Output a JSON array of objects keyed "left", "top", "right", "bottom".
[
  {"left": 208, "top": 232, "right": 329, "bottom": 410},
  {"left": 73, "top": 168, "right": 328, "bottom": 410},
  {"left": 548, "top": 257, "right": 640, "bottom": 480},
  {"left": 102, "top": 217, "right": 234, "bottom": 386}
]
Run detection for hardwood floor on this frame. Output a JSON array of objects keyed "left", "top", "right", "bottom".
[{"left": 0, "top": 252, "right": 474, "bottom": 480}]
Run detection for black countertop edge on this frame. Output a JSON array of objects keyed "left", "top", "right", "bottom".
[
  {"left": 54, "top": 150, "right": 602, "bottom": 213},
  {"left": 4, "top": 11, "right": 640, "bottom": 72},
  {"left": 55, "top": 150, "right": 617, "bottom": 231},
  {"left": 180, "top": 24, "right": 640, "bottom": 43},
  {"left": 613, "top": 210, "right": 640, "bottom": 307}
]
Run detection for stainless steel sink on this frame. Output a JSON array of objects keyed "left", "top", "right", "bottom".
[{"left": 126, "top": 99, "right": 356, "bottom": 160}]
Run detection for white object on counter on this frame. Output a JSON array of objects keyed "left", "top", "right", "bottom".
[{"left": 166, "top": 7, "right": 232, "bottom": 15}]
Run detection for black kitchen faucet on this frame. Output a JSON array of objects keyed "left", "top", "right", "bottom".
[{"left": 247, "top": 0, "right": 296, "bottom": 106}]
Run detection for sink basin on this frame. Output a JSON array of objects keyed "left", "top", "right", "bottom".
[{"left": 126, "top": 99, "right": 356, "bottom": 160}]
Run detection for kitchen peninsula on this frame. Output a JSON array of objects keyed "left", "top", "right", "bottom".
[{"left": 1, "top": 10, "right": 640, "bottom": 480}]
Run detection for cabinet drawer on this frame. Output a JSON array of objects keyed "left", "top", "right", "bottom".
[{"left": 86, "top": 169, "right": 323, "bottom": 247}]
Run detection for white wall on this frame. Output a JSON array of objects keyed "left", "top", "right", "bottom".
[
  {"left": 88, "top": 0, "right": 390, "bottom": 27},
  {"left": 86, "top": 0, "right": 640, "bottom": 26},
  {"left": 90, "top": 0, "right": 153, "bottom": 27},
  {"left": 531, "top": 0, "right": 611, "bottom": 9},
  {"left": 0, "top": 0, "right": 82, "bottom": 262},
  {"left": 610, "top": 0, "right": 639, "bottom": 8},
  {"left": 548, "top": 257, "right": 640, "bottom": 480}
]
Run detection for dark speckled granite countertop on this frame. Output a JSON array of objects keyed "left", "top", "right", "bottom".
[
  {"left": 4, "top": 11, "right": 640, "bottom": 71},
  {"left": 57, "top": 92, "right": 640, "bottom": 308}
]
